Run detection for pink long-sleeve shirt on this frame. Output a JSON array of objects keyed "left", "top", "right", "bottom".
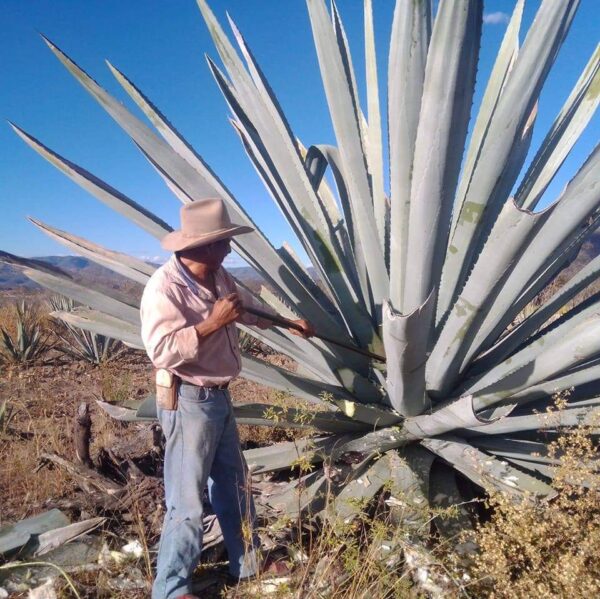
[{"left": 140, "top": 254, "right": 273, "bottom": 387}]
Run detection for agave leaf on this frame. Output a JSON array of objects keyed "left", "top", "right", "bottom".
[
  {"left": 225, "top": 19, "right": 339, "bottom": 249},
  {"left": 230, "top": 112, "right": 356, "bottom": 316},
  {"left": 472, "top": 252, "right": 600, "bottom": 376},
  {"left": 297, "top": 139, "right": 343, "bottom": 230},
  {"left": 403, "top": 0, "right": 481, "bottom": 314},
  {"left": 460, "top": 438, "right": 568, "bottom": 481},
  {"left": 48, "top": 37, "right": 345, "bottom": 346},
  {"left": 422, "top": 435, "right": 556, "bottom": 497},
  {"left": 332, "top": 399, "right": 401, "bottom": 427},
  {"left": 469, "top": 438, "right": 561, "bottom": 466},
  {"left": 403, "top": 395, "right": 514, "bottom": 439},
  {"left": 429, "top": 461, "right": 474, "bottom": 538},
  {"left": 464, "top": 143, "right": 600, "bottom": 360},
  {"left": 306, "top": 0, "right": 388, "bottom": 313},
  {"left": 0, "top": 510, "right": 72, "bottom": 556},
  {"left": 0, "top": 253, "right": 139, "bottom": 325},
  {"left": 266, "top": 467, "right": 330, "bottom": 516},
  {"left": 29, "top": 218, "right": 155, "bottom": 285},
  {"left": 363, "top": 0, "right": 385, "bottom": 257},
  {"left": 303, "top": 143, "right": 369, "bottom": 307},
  {"left": 252, "top": 284, "right": 363, "bottom": 379},
  {"left": 300, "top": 141, "right": 360, "bottom": 281},
  {"left": 0, "top": 249, "right": 73, "bottom": 280},
  {"left": 477, "top": 99, "right": 538, "bottom": 235},
  {"left": 228, "top": 107, "right": 379, "bottom": 353},
  {"left": 428, "top": 199, "right": 553, "bottom": 396},
  {"left": 96, "top": 400, "right": 151, "bottom": 422},
  {"left": 198, "top": 7, "right": 376, "bottom": 343},
  {"left": 233, "top": 403, "right": 369, "bottom": 434},
  {"left": 468, "top": 313, "right": 600, "bottom": 409},
  {"left": 438, "top": 0, "right": 524, "bottom": 320},
  {"left": 50, "top": 308, "right": 143, "bottom": 349},
  {"left": 388, "top": 0, "right": 431, "bottom": 308},
  {"left": 445, "top": 0, "right": 523, "bottom": 251},
  {"left": 516, "top": 43, "right": 600, "bottom": 210},
  {"left": 238, "top": 276, "right": 366, "bottom": 382},
  {"left": 331, "top": 1, "right": 363, "bottom": 146},
  {"left": 241, "top": 354, "right": 352, "bottom": 406},
  {"left": 277, "top": 243, "right": 337, "bottom": 313},
  {"left": 382, "top": 293, "right": 435, "bottom": 416},
  {"left": 328, "top": 453, "right": 390, "bottom": 523},
  {"left": 9, "top": 125, "right": 172, "bottom": 240},
  {"left": 441, "top": 0, "right": 580, "bottom": 315},
  {"left": 107, "top": 66, "right": 353, "bottom": 340},
  {"left": 499, "top": 360, "right": 600, "bottom": 409},
  {"left": 221, "top": 81, "right": 362, "bottom": 319},
  {"left": 237, "top": 323, "right": 339, "bottom": 386},
  {"left": 466, "top": 287, "right": 600, "bottom": 397},
  {"left": 464, "top": 405, "right": 600, "bottom": 436},
  {"left": 41, "top": 36, "right": 217, "bottom": 200},
  {"left": 475, "top": 435, "right": 600, "bottom": 487},
  {"left": 244, "top": 435, "right": 356, "bottom": 475}
]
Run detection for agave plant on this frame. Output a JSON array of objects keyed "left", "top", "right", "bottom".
[
  {"left": 0, "top": 300, "right": 52, "bottom": 365},
  {"left": 48, "top": 295, "right": 126, "bottom": 364},
  {"left": 2, "top": 0, "right": 600, "bottom": 521}
]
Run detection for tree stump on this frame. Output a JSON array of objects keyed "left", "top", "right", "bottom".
[{"left": 74, "top": 402, "right": 93, "bottom": 468}]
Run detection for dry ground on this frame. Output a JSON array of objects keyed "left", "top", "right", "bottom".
[{"left": 0, "top": 337, "right": 309, "bottom": 597}]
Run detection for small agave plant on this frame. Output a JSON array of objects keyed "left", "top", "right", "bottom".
[
  {"left": 2, "top": 0, "right": 600, "bottom": 523},
  {"left": 48, "top": 295, "right": 126, "bottom": 364}
]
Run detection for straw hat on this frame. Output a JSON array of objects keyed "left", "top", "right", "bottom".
[{"left": 161, "top": 198, "right": 253, "bottom": 252}]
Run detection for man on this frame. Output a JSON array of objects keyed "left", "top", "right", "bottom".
[{"left": 141, "top": 198, "right": 314, "bottom": 599}]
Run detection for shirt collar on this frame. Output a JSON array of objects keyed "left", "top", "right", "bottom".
[{"left": 166, "top": 254, "right": 220, "bottom": 301}]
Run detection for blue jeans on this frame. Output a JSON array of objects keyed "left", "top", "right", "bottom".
[{"left": 152, "top": 385, "right": 260, "bottom": 599}]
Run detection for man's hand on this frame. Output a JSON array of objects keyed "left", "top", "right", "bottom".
[
  {"left": 210, "top": 293, "right": 244, "bottom": 327},
  {"left": 289, "top": 319, "right": 315, "bottom": 339}
]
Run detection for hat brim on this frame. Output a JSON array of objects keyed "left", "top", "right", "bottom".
[{"left": 160, "top": 224, "right": 254, "bottom": 252}]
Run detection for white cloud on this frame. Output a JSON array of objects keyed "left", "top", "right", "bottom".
[
  {"left": 224, "top": 253, "right": 248, "bottom": 269},
  {"left": 137, "top": 254, "right": 168, "bottom": 264},
  {"left": 483, "top": 11, "right": 509, "bottom": 25}
]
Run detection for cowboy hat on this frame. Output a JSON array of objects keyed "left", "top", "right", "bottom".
[{"left": 160, "top": 198, "right": 253, "bottom": 252}]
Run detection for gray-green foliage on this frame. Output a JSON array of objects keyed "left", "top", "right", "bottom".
[
  {"left": 0, "top": 400, "right": 17, "bottom": 434},
  {"left": 2, "top": 0, "right": 600, "bottom": 513},
  {"left": 48, "top": 295, "right": 125, "bottom": 365},
  {"left": 0, "top": 301, "right": 51, "bottom": 365}
]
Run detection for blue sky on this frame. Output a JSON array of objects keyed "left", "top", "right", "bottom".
[{"left": 1, "top": 1, "right": 598, "bottom": 267}]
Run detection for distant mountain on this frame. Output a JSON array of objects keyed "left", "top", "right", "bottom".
[
  {"left": 0, "top": 255, "right": 267, "bottom": 292},
  {"left": 3, "top": 232, "right": 598, "bottom": 297}
]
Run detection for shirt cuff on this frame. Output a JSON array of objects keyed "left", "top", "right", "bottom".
[{"left": 176, "top": 325, "right": 200, "bottom": 362}]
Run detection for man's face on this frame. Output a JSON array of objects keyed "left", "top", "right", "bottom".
[{"left": 184, "top": 238, "right": 232, "bottom": 270}]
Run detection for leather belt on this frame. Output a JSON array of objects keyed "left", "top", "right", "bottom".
[{"left": 181, "top": 380, "right": 230, "bottom": 390}]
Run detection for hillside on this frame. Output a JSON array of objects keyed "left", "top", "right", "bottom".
[
  {"left": 0, "top": 256, "right": 267, "bottom": 294},
  {"left": 2, "top": 230, "right": 599, "bottom": 297}
]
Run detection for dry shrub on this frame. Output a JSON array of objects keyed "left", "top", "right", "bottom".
[
  {"left": 238, "top": 390, "right": 319, "bottom": 447},
  {"left": 99, "top": 365, "right": 133, "bottom": 404},
  {"left": 465, "top": 423, "right": 600, "bottom": 598}
]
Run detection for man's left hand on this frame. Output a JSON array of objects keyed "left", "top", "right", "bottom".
[{"left": 289, "top": 319, "right": 315, "bottom": 338}]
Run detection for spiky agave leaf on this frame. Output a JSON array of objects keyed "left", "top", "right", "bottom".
[{"left": 4, "top": 0, "right": 600, "bottom": 523}]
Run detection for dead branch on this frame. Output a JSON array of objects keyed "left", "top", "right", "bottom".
[{"left": 73, "top": 402, "right": 93, "bottom": 468}]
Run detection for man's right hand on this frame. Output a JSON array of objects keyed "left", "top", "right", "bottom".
[{"left": 210, "top": 293, "right": 243, "bottom": 327}]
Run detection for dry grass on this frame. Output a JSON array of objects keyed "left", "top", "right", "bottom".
[
  {"left": 0, "top": 386, "right": 76, "bottom": 523},
  {"left": 457, "top": 426, "right": 600, "bottom": 598}
]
